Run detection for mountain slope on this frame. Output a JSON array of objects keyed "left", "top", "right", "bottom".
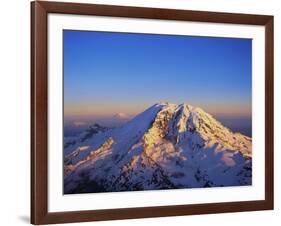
[{"left": 64, "top": 102, "right": 252, "bottom": 194}]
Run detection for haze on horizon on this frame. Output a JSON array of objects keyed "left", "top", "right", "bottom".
[{"left": 63, "top": 30, "right": 252, "bottom": 136}]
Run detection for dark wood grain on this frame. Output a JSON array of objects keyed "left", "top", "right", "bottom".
[
  {"left": 39, "top": 0, "right": 272, "bottom": 25},
  {"left": 264, "top": 17, "right": 274, "bottom": 210},
  {"left": 36, "top": 200, "right": 272, "bottom": 225},
  {"left": 31, "top": 1, "right": 274, "bottom": 224},
  {"left": 31, "top": 1, "right": 48, "bottom": 224}
]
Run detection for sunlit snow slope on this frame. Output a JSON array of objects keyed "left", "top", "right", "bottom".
[{"left": 64, "top": 102, "right": 252, "bottom": 194}]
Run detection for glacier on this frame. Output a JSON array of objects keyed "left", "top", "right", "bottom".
[{"left": 63, "top": 102, "right": 252, "bottom": 194}]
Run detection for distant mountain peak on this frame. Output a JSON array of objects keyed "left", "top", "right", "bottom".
[{"left": 113, "top": 112, "right": 132, "bottom": 120}]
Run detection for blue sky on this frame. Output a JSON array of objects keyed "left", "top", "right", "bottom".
[{"left": 64, "top": 30, "right": 252, "bottom": 120}]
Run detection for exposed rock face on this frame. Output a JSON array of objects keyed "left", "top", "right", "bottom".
[{"left": 64, "top": 102, "right": 252, "bottom": 194}]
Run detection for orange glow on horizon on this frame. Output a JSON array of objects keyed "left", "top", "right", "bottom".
[{"left": 64, "top": 101, "right": 251, "bottom": 119}]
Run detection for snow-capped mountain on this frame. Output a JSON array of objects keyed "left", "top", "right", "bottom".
[
  {"left": 64, "top": 102, "right": 252, "bottom": 194},
  {"left": 113, "top": 112, "right": 132, "bottom": 120},
  {"left": 64, "top": 123, "right": 108, "bottom": 150}
]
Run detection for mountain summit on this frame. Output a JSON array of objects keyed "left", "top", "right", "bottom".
[{"left": 64, "top": 102, "right": 252, "bottom": 194}]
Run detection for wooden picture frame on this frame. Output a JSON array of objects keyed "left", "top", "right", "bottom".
[{"left": 31, "top": 1, "right": 274, "bottom": 224}]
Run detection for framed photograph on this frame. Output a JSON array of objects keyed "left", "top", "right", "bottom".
[{"left": 31, "top": 1, "right": 274, "bottom": 224}]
